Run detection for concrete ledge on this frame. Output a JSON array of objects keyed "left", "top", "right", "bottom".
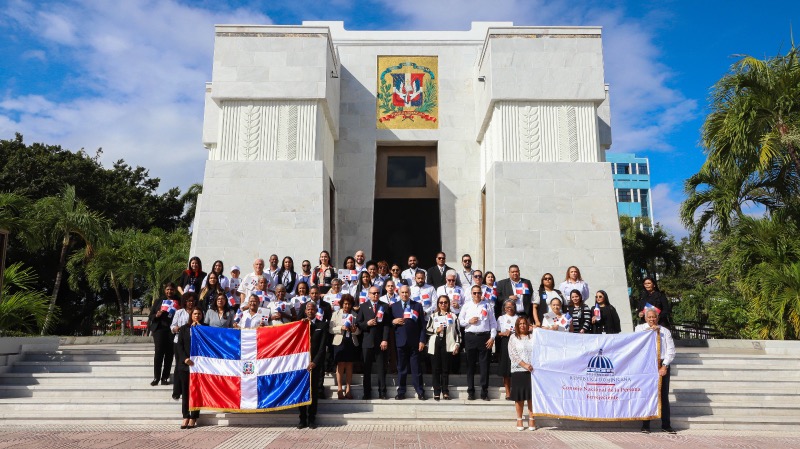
[
  {"left": 0, "top": 337, "right": 60, "bottom": 373},
  {"left": 58, "top": 336, "right": 153, "bottom": 346},
  {"left": 675, "top": 339, "right": 800, "bottom": 353}
]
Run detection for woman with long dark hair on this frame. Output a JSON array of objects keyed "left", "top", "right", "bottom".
[
  {"left": 509, "top": 317, "right": 536, "bottom": 431},
  {"left": 148, "top": 282, "right": 179, "bottom": 386},
  {"left": 329, "top": 294, "right": 361, "bottom": 399},
  {"left": 591, "top": 290, "right": 621, "bottom": 334},
  {"left": 637, "top": 276, "right": 671, "bottom": 327},
  {"left": 198, "top": 271, "right": 223, "bottom": 311},
  {"left": 170, "top": 292, "right": 197, "bottom": 400},
  {"left": 176, "top": 307, "right": 203, "bottom": 428},
  {"left": 204, "top": 293, "right": 233, "bottom": 328},
  {"left": 276, "top": 256, "right": 298, "bottom": 297},
  {"left": 311, "top": 251, "right": 336, "bottom": 294},
  {"left": 566, "top": 289, "right": 592, "bottom": 334},
  {"left": 201, "top": 260, "right": 228, "bottom": 292},
  {"left": 178, "top": 257, "right": 206, "bottom": 295},
  {"left": 425, "top": 295, "right": 461, "bottom": 400},
  {"left": 534, "top": 273, "right": 564, "bottom": 328}
]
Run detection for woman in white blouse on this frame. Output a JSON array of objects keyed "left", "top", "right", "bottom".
[
  {"left": 508, "top": 316, "right": 536, "bottom": 431},
  {"left": 541, "top": 297, "right": 572, "bottom": 332},
  {"left": 496, "top": 299, "right": 517, "bottom": 401},
  {"left": 558, "top": 266, "right": 590, "bottom": 302}
]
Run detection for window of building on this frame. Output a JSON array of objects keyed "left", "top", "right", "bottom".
[
  {"left": 386, "top": 156, "right": 427, "bottom": 188},
  {"left": 618, "top": 189, "right": 632, "bottom": 202},
  {"left": 640, "top": 188, "right": 650, "bottom": 217},
  {"left": 637, "top": 163, "right": 649, "bottom": 175},
  {"left": 615, "top": 163, "right": 631, "bottom": 174}
]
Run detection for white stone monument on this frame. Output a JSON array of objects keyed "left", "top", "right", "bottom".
[{"left": 191, "top": 21, "right": 632, "bottom": 329}]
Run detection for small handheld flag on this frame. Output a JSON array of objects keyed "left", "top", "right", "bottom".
[
  {"left": 226, "top": 292, "right": 237, "bottom": 307},
  {"left": 403, "top": 307, "right": 419, "bottom": 321},
  {"left": 359, "top": 291, "right": 368, "bottom": 304},
  {"left": 234, "top": 308, "right": 243, "bottom": 324},
  {"left": 376, "top": 306, "right": 384, "bottom": 322},
  {"left": 480, "top": 304, "right": 489, "bottom": 319},
  {"left": 421, "top": 293, "right": 431, "bottom": 308},
  {"left": 161, "top": 299, "right": 175, "bottom": 313},
  {"left": 644, "top": 302, "right": 662, "bottom": 315},
  {"left": 593, "top": 304, "right": 601, "bottom": 319},
  {"left": 315, "top": 310, "right": 324, "bottom": 321}
]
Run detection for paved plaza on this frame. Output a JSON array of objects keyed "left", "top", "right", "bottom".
[{"left": 1, "top": 424, "right": 798, "bottom": 449}]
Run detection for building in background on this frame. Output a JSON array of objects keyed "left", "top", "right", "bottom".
[{"left": 607, "top": 153, "right": 653, "bottom": 228}]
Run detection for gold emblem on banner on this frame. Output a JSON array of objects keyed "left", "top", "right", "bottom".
[{"left": 376, "top": 56, "right": 438, "bottom": 129}]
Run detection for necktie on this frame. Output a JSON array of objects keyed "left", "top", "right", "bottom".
[{"left": 373, "top": 302, "right": 377, "bottom": 314}]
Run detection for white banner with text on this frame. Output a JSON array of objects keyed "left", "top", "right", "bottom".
[{"left": 530, "top": 329, "right": 661, "bottom": 421}]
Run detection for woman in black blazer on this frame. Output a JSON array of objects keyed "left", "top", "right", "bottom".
[{"left": 176, "top": 307, "right": 203, "bottom": 429}]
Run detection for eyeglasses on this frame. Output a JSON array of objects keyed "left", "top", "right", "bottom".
[
  {"left": 463, "top": 260, "right": 471, "bottom": 263},
  {"left": 471, "top": 292, "right": 481, "bottom": 295},
  {"left": 391, "top": 268, "right": 400, "bottom": 272},
  {"left": 369, "top": 292, "right": 380, "bottom": 295},
  {"left": 473, "top": 274, "right": 482, "bottom": 278},
  {"left": 438, "top": 301, "right": 449, "bottom": 305},
  {"left": 543, "top": 277, "right": 553, "bottom": 280},
  {"left": 436, "top": 257, "right": 444, "bottom": 260},
  {"left": 595, "top": 295, "right": 603, "bottom": 298}
]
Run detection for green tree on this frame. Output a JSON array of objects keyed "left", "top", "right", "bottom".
[
  {"left": 620, "top": 218, "right": 682, "bottom": 290},
  {"left": 137, "top": 228, "right": 190, "bottom": 305},
  {"left": 0, "top": 263, "right": 54, "bottom": 335},
  {"left": 0, "top": 192, "right": 28, "bottom": 234},
  {"left": 27, "top": 185, "right": 110, "bottom": 334},
  {"left": 180, "top": 183, "right": 203, "bottom": 228},
  {"left": 703, "top": 45, "right": 800, "bottom": 176}
]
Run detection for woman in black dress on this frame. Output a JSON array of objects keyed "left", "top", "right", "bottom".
[
  {"left": 329, "top": 294, "right": 361, "bottom": 399},
  {"left": 178, "top": 256, "right": 206, "bottom": 295},
  {"left": 637, "top": 277, "right": 671, "bottom": 327},
  {"left": 591, "top": 290, "right": 621, "bottom": 334},
  {"left": 176, "top": 307, "right": 203, "bottom": 428}
]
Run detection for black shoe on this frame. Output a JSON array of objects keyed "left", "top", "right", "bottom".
[
  {"left": 378, "top": 393, "right": 386, "bottom": 400},
  {"left": 417, "top": 392, "right": 427, "bottom": 401},
  {"left": 361, "top": 394, "right": 372, "bottom": 400},
  {"left": 297, "top": 421, "right": 308, "bottom": 429},
  {"left": 180, "top": 425, "right": 188, "bottom": 429},
  {"left": 662, "top": 427, "right": 676, "bottom": 434},
  {"left": 150, "top": 379, "right": 159, "bottom": 386},
  {"left": 309, "top": 421, "right": 317, "bottom": 429},
  {"left": 172, "top": 395, "right": 180, "bottom": 401},
  {"left": 160, "top": 379, "right": 171, "bottom": 386},
  {"left": 640, "top": 427, "right": 650, "bottom": 434},
  {"left": 395, "top": 394, "right": 405, "bottom": 400},
  {"left": 468, "top": 394, "right": 476, "bottom": 401}
]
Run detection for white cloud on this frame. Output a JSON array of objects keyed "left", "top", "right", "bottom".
[
  {"left": 650, "top": 183, "right": 687, "bottom": 238},
  {"left": 0, "top": 0, "right": 271, "bottom": 190}
]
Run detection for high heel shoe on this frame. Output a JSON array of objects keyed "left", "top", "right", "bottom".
[
  {"left": 345, "top": 390, "right": 353, "bottom": 400},
  {"left": 181, "top": 419, "right": 189, "bottom": 429},
  {"left": 528, "top": 416, "right": 537, "bottom": 431},
  {"left": 516, "top": 418, "right": 524, "bottom": 431},
  {"left": 337, "top": 390, "right": 344, "bottom": 400}
]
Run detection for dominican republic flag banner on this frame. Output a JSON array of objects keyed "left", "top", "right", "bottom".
[
  {"left": 189, "top": 321, "right": 311, "bottom": 412},
  {"left": 530, "top": 329, "right": 660, "bottom": 421}
]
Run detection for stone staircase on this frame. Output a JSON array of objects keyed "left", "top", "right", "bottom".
[{"left": 1, "top": 341, "right": 798, "bottom": 430}]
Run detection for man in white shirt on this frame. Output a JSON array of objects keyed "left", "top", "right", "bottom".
[
  {"left": 354, "top": 250, "right": 367, "bottom": 273},
  {"left": 266, "top": 254, "right": 280, "bottom": 292},
  {"left": 459, "top": 285, "right": 498, "bottom": 401},
  {"left": 402, "top": 255, "right": 426, "bottom": 285},
  {"left": 457, "top": 254, "right": 474, "bottom": 288},
  {"left": 238, "top": 259, "right": 269, "bottom": 304},
  {"left": 410, "top": 271, "right": 437, "bottom": 315},
  {"left": 437, "top": 270, "right": 465, "bottom": 315},
  {"left": 635, "top": 309, "right": 677, "bottom": 434},
  {"left": 238, "top": 295, "right": 265, "bottom": 329}
]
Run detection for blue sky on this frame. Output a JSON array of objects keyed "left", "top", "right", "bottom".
[{"left": 1, "top": 0, "right": 798, "bottom": 237}]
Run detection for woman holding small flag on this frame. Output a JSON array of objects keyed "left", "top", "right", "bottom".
[
  {"left": 425, "top": 295, "right": 461, "bottom": 400},
  {"left": 148, "top": 282, "right": 179, "bottom": 387},
  {"left": 591, "top": 290, "right": 621, "bottom": 334},
  {"left": 329, "top": 294, "right": 361, "bottom": 399},
  {"left": 204, "top": 293, "right": 233, "bottom": 328},
  {"left": 566, "top": 290, "right": 592, "bottom": 334},
  {"left": 311, "top": 250, "right": 336, "bottom": 294},
  {"left": 542, "top": 297, "right": 572, "bottom": 332},
  {"left": 170, "top": 292, "right": 197, "bottom": 400},
  {"left": 177, "top": 257, "right": 206, "bottom": 295},
  {"left": 176, "top": 307, "right": 203, "bottom": 429},
  {"left": 198, "top": 271, "right": 224, "bottom": 311}
]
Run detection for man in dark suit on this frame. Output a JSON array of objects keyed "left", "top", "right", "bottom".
[
  {"left": 148, "top": 282, "right": 178, "bottom": 386},
  {"left": 356, "top": 286, "right": 390, "bottom": 399},
  {"left": 390, "top": 285, "right": 427, "bottom": 400},
  {"left": 426, "top": 251, "right": 454, "bottom": 289},
  {"left": 495, "top": 264, "right": 533, "bottom": 318},
  {"left": 298, "top": 302, "right": 328, "bottom": 429},
  {"left": 302, "top": 285, "right": 332, "bottom": 398}
]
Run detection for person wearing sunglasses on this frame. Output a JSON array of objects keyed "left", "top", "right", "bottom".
[
  {"left": 297, "top": 260, "right": 313, "bottom": 287},
  {"left": 535, "top": 273, "right": 564, "bottom": 327},
  {"left": 457, "top": 254, "right": 476, "bottom": 287},
  {"left": 425, "top": 295, "right": 461, "bottom": 401},
  {"left": 459, "top": 285, "right": 498, "bottom": 401},
  {"left": 356, "top": 287, "right": 390, "bottom": 400},
  {"left": 591, "top": 290, "right": 621, "bottom": 334}
]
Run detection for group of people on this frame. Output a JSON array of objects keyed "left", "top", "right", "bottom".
[{"left": 148, "top": 250, "right": 675, "bottom": 433}]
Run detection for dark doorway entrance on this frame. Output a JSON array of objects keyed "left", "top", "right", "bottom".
[
  {"left": 373, "top": 146, "right": 440, "bottom": 267},
  {"left": 372, "top": 199, "right": 441, "bottom": 267}
]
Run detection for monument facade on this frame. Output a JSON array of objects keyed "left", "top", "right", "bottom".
[{"left": 190, "top": 22, "right": 632, "bottom": 329}]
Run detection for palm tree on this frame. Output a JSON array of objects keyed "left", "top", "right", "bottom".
[
  {"left": 620, "top": 218, "right": 681, "bottom": 289},
  {"left": 703, "top": 45, "right": 800, "bottom": 175},
  {"left": 28, "top": 185, "right": 109, "bottom": 334},
  {"left": 137, "top": 228, "right": 190, "bottom": 305},
  {"left": 180, "top": 183, "right": 203, "bottom": 227},
  {"left": 0, "top": 263, "right": 54, "bottom": 334},
  {"left": 0, "top": 192, "right": 28, "bottom": 233}
]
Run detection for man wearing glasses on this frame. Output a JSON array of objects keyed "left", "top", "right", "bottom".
[
  {"left": 390, "top": 285, "right": 427, "bottom": 400},
  {"left": 457, "top": 254, "right": 475, "bottom": 287},
  {"left": 427, "top": 251, "right": 453, "bottom": 289},
  {"left": 356, "top": 287, "right": 390, "bottom": 399},
  {"left": 459, "top": 285, "right": 498, "bottom": 401},
  {"left": 298, "top": 260, "right": 313, "bottom": 286}
]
